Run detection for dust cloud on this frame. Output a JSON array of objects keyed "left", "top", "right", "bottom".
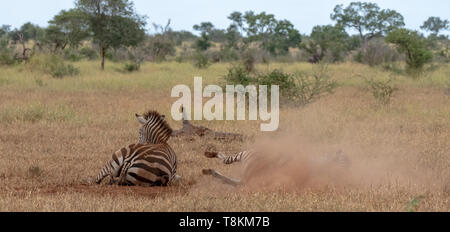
[{"left": 196, "top": 134, "right": 447, "bottom": 194}]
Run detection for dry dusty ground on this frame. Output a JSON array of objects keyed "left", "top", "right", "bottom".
[{"left": 0, "top": 62, "right": 449, "bottom": 211}]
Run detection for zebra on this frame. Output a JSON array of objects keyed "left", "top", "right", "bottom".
[
  {"left": 202, "top": 147, "right": 350, "bottom": 186},
  {"left": 202, "top": 148, "right": 257, "bottom": 186},
  {"left": 95, "top": 111, "right": 180, "bottom": 186}
]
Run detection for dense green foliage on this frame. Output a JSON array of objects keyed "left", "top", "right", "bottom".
[
  {"left": 224, "top": 64, "right": 336, "bottom": 105},
  {"left": 386, "top": 28, "right": 433, "bottom": 70},
  {"left": 301, "top": 25, "right": 351, "bottom": 62},
  {"left": 227, "top": 11, "right": 302, "bottom": 55},
  {"left": 331, "top": 2, "right": 405, "bottom": 45},
  {"left": 0, "top": 1, "right": 447, "bottom": 74},
  {"left": 76, "top": 0, "right": 146, "bottom": 69},
  {"left": 421, "top": 17, "right": 449, "bottom": 35},
  {"left": 44, "top": 9, "right": 89, "bottom": 52}
]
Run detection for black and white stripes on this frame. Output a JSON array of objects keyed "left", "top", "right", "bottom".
[{"left": 95, "top": 111, "right": 179, "bottom": 187}]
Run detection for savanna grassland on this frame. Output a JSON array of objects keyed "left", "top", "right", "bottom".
[{"left": 0, "top": 61, "right": 449, "bottom": 212}]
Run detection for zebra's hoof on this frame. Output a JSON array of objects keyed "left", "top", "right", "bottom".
[{"left": 202, "top": 169, "right": 214, "bottom": 175}]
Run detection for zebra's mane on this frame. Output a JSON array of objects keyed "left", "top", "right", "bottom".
[{"left": 142, "top": 110, "right": 173, "bottom": 143}]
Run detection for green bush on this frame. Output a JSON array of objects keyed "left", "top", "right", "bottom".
[
  {"left": 256, "top": 69, "right": 297, "bottom": 96},
  {"left": 79, "top": 47, "right": 99, "bottom": 60},
  {"left": 224, "top": 64, "right": 337, "bottom": 105},
  {"left": 51, "top": 63, "right": 79, "bottom": 78},
  {"left": 64, "top": 48, "right": 99, "bottom": 61},
  {"left": 193, "top": 52, "right": 210, "bottom": 69},
  {"left": 219, "top": 48, "right": 239, "bottom": 62},
  {"left": 123, "top": 62, "right": 141, "bottom": 72},
  {"left": 63, "top": 49, "right": 83, "bottom": 62},
  {"left": 224, "top": 65, "right": 253, "bottom": 86},
  {"left": 288, "top": 65, "right": 337, "bottom": 105},
  {"left": 386, "top": 29, "right": 433, "bottom": 72},
  {"left": 0, "top": 39, "right": 15, "bottom": 65},
  {"left": 28, "top": 54, "right": 79, "bottom": 78},
  {"left": 366, "top": 79, "right": 398, "bottom": 105}
]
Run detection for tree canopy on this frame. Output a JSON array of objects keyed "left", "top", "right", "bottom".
[
  {"left": 331, "top": 2, "right": 405, "bottom": 44},
  {"left": 228, "top": 11, "right": 301, "bottom": 55},
  {"left": 421, "top": 17, "right": 449, "bottom": 35},
  {"left": 302, "top": 25, "right": 351, "bottom": 62},
  {"left": 76, "top": 0, "right": 147, "bottom": 69},
  {"left": 386, "top": 28, "right": 433, "bottom": 70},
  {"left": 45, "top": 9, "right": 90, "bottom": 51}
]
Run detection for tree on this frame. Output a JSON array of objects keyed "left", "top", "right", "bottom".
[
  {"left": 331, "top": 2, "right": 405, "bottom": 46},
  {"left": 144, "top": 20, "right": 176, "bottom": 62},
  {"left": 228, "top": 11, "right": 301, "bottom": 56},
  {"left": 301, "top": 25, "right": 350, "bottom": 62},
  {"left": 386, "top": 28, "right": 433, "bottom": 71},
  {"left": 193, "top": 22, "right": 214, "bottom": 51},
  {"left": 76, "top": 0, "right": 146, "bottom": 70},
  {"left": 166, "top": 30, "right": 196, "bottom": 46},
  {"left": 0, "top": 25, "right": 11, "bottom": 38},
  {"left": 45, "top": 9, "right": 89, "bottom": 52},
  {"left": 421, "top": 17, "right": 449, "bottom": 35},
  {"left": 8, "top": 23, "right": 43, "bottom": 61},
  {"left": 17, "top": 22, "right": 45, "bottom": 42},
  {"left": 224, "top": 24, "right": 241, "bottom": 50}
]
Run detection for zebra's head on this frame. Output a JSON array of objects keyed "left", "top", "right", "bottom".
[{"left": 136, "top": 111, "right": 173, "bottom": 144}]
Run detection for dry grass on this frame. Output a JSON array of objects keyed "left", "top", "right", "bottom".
[{"left": 0, "top": 61, "right": 449, "bottom": 212}]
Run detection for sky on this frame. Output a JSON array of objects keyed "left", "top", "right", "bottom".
[{"left": 1, "top": 0, "right": 449, "bottom": 35}]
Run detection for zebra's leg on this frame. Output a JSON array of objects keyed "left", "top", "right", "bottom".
[
  {"left": 205, "top": 150, "right": 246, "bottom": 165},
  {"left": 202, "top": 169, "right": 241, "bottom": 186}
]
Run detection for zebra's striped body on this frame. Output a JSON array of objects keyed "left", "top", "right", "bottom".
[
  {"left": 95, "top": 111, "right": 179, "bottom": 187},
  {"left": 96, "top": 143, "right": 177, "bottom": 186}
]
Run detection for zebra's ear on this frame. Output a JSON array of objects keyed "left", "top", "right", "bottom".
[
  {"left": 161, "top": 115, "right": 166, "bottom": 121},
  {"left": 136, "top": 114, "right": 147, "bottom": 125}
]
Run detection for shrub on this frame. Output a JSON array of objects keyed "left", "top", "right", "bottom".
[
  {"left": 79, "top": 47, "right": 99, "bottom": 60},
  {"left": 386, "top": 29, "right": 433, "bottom": 71},
  {"left": 0, "top": 39, "right": 15, "bottom": 65},
  {"left": 224, "top": 64, "right": 254, "bottom": 86},
  {"left": 28, "top": 54, "right": 79, "bottom": 78},
  {"left": 366, "top": 79, "right": 398, "bottom": 105},
  {"left": 193, "top": 52, "right": 210, "bottom": 69},
  {"left": 219, "top": 48, "right": 240, "bottom": 62},
  {"left": 144, "top": 34, "right": 176, "bottom": 62},
  {"left": 123, "top": 62, "right": 140, "bottom": 72},
  {"left": 256, "top": 69, "right": 297, "bottom": 97},
  {"left": 289, "top": 64, "right": 337, "bottom": 105},
  {"left": 63, "top": 49, "right": 83, "bottom": 61},
  {"left": 51, "top": 63, "right": 79, "bottom": 78},
  {"left": 224, "top": 64, "right": 337, "bottom": 105},
  {"left": 361, "top": 38, "right": 400, "bottom": 66}
]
